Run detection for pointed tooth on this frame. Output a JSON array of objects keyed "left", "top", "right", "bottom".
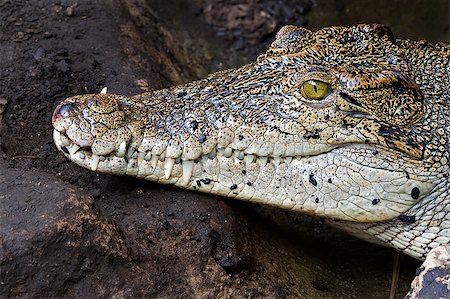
[
  {"left": 100, "top": 86, "right": 107, "bottom": 94},
  {"left": 68, "top": 144, "right": 80, "bottom": 155},
  {"left": 144, "top": 152, "right": 152, "bottom": 161},
  {"left": 164, "top": 158, "right": 175, "bottom": 179},
  {"left": 175, "top": 157, "right": 181, "bottom": 164},
  {"left": 285, "top": 156, "right": 293, "bottom": 164},
  {"left": 244, "top": 154, "right": 255, "bottom": 163},
  {"left": 117, "top": 140, "right": 127, "bottom": 157},
  {"left": 258, "top": 156, "right": 268, "bottom": 166},
  {"left": 217, "top": 148, "right": 224, "bottom": 156},
  {"left": 182, "top": 160, "right": 194, "bottom": 184},
  {"left": 137, "top": 152, "right": 145, "bottom": 166},
  {"left": 91, "top": 154, "right": 100, "bottom": 171},
  {"left": 159, "top": 151, "right": 166, "bottom": 161},
  {"left": 224, "top": 147, "right": 232, "bottom": 158},
  {"left": 273, "top": 156, "right": 281, "bottom": 165},
  {"left": 208, "top": 149, "right": 216, "bottom": 160},
  {"left": 78, "top": 152, "right": 85, "bottom": 159},
  {"left": 53, "top": 130, "right": 62, "bottom": 146},
  {"left": 61, "top": 134, "right": 71, "bottom": 146},
  {"left": 151, "top": 154, "right": 159, "bottom": 169},
  {"left": 99, "top": 155, "right": 105, "bottom": 161},
  {"left": 238, "top": 151, "right": 245, "bottom": 160},
  {"left": 127, "top": 146, "right": 135, "bottom": 159}
]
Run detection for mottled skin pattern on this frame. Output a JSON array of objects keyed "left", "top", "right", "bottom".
[{"left": 52, "top": 24, "right": 450, "bottom": 260}]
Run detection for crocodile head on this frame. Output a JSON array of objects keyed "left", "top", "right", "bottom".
[{"left": 52, "top": 24, "right": 450, "bottom": 259}]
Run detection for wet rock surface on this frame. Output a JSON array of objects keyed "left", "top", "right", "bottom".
[
  {"left": 406, "top": 245, "right": 450, "bottom": 299},
  {"left": 0, "top": 0, "right": 447, "bottom": 297}
]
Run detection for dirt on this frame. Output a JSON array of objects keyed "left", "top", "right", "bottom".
[{"left": 0, "top": 0, "right": 447, "bottom": 298}]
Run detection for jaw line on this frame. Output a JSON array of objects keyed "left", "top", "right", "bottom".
[{"left": 53, "top": 128, "right": 375, "bottom": 184}]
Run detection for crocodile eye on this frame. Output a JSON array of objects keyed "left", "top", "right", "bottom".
[{"left": 300, "top": 80, "right": 331, "bottom": 100}]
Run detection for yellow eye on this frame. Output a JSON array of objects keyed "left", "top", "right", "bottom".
[{"left": 300, "top": 80, "right": 331, "bottom": 100}]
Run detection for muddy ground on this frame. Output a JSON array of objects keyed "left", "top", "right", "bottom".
[{"left": 0, "top": 0, "right": 448, "bottom": 298}]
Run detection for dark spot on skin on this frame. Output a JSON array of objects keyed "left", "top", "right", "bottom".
[
  {"left": 399, "top": 215, "right": 416, "bottom": 223},
  {"left": 309, "top": 174, "right": 317, "bottom": 186},
  {"left": 372, "top": 198, "right": 380, "bottom": 205},
  {"left": 197, "top": 134, "right": 206, "bottom": 143},
  {"left": 61, "top": 146, "right": 69, "bottom": 154},
  {"left": 196, "top": 180, "right": 201, "bottom": 187},
  {"left": 242, "top": 170, "right": 246, "bottom": 174},
  {"left": 230, "top": 184, "right": 238, "bottom": 190},
  {"left": 238, "top": 135, "right": 244, "bottom": 141},
  {"left": 246, "top": 182, "right": 252, "bottom": 186},
  {"left": 303, "top": 130, "right": 320, "bottom": 140},
  {"left": 200, "top": 178, "right": 211, "bottom": 185},
  {"left": 315, "top": 197, "right": 319, "bottom": 203},
  {"left": 327, "top": 178, "right": 332, "bottom": 183},
  {"left": 411, "top": 187, "right": 420, "bottom": 199},
  {"left": 190, "top": 120, "right": 198, "bottom": 130},
  {"left": 324, "top": 114, "right": 330, "bottom": 120},
  {"left": 192, "top": 186, "right": 197, "bottom": 189}
]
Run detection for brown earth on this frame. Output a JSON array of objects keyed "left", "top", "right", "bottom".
[{"left": 0, "top": 0, "right": 448, "bottom": 298}]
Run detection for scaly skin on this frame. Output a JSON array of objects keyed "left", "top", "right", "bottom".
[{"left": 52, "top": 24, "right": 450, "bottom": 260}]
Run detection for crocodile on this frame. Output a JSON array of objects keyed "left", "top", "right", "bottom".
[{"left": 52, "top": 24, "right": 450, "bottom": 260}]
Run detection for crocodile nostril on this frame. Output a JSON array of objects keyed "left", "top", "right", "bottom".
[{"left": 52, "top": 102, "right": 76, "bottom": 124}]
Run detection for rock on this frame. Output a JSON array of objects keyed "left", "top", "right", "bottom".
[
  {"left": 0, "top": 164, "right": 127, "bottom": 297},
  {"left": 406, "top": 245, "right": 450, "bottom": 299}
]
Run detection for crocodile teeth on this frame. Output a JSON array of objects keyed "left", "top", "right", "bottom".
[
  {"left": 150, "top": 154, "right": 159, "bottom": 169},
  {"left": 100, "top": 86, "right": 107, "bottom": 94},
  {"left": 127, "top": 146, "right": 135, "bottom": 159},
  {"left": 273, "top": 156, "right": 281, "bottom": 165},
  {"left": 68, "top": 144, "right": 80, "bottom": 155},
  {"left": 285, "top": 156, "right": 293, "bottom": 164},
  {"left": 237, "top": 151, "right": 245, "bottom": 160},
  {"left": 61, "top": 134, "right": 71, "bottom": 146},
  {"left": 144, "top": 152, "right": 152, "bottom": 161},
  {"left": 91, "top": 154, "right": 100, "bottom": 171},
  {"left": 234, "top": 149, "right": 245, "bottom": 160},
  {"left": 117, "top": 140, "right": 127, "bottom": 157},
  {"left": 159, "top": 151, "right": 166, "bottom": 161},
  {"left": 257, "top": 156, "right": 268, "bottom": 166},
  {"left": 164, "top": 157, "right": 175, "bottom": 179},
  {"left": 208, "top": 150, "right": 216, "bottom": 160},
  {"left": 182, "top": 160, "right": 194, "bottom": 184},
  {"left": 137, "top": 152, "right": 145, "bottom": 166},
  {"left": 223, "top": 147, "right": 232, "bottom": 158},
  {"left": 244, "top": 154, "right": 255, "bottom": 163}
]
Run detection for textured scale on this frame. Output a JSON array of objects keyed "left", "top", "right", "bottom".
[{"left": 52, "top": 24, "right": 450, "bottom": 260}]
